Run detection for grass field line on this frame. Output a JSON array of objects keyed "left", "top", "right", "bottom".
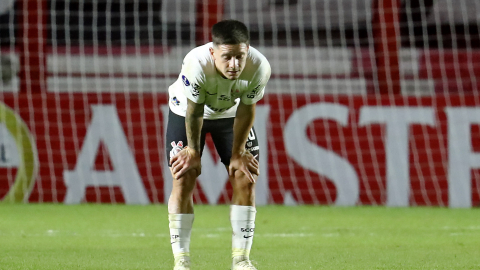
[
  {"left": 3, "top": 226, "right": 480, "bottom": 238},
  {"left": 3, "top": 230, "right": 478, "bottom": 239},
  {"left": 0, "top": 230, "right": 315, "bottom": 238},
  {"left": 442, "top": 225, "right": 480, "bottom": 230}
]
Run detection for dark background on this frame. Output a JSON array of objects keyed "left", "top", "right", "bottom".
[{"left": 0, "top": 0, "right": 479, "bottom": 48}]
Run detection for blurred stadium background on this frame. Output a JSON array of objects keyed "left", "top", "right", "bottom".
[{"left": 1, "top": 0, "right": 480, "bottom": 208}]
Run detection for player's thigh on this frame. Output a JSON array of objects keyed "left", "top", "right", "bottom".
[
  {"left": 165, "top": 110, "right": 207, "bottom": 166},
  {"left": 209, "top": 119, "right": 260, "bottom": 165},
  {"left": 165, "top": 110, "right": 188, "bottom": 165}
]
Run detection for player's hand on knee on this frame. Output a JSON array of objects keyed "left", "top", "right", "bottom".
[
  {"left": 229, "top": 150, "right": 259, "bottom": 183},
  {"left": 170, "top": 146, "right": 202, "bottom": 179}
]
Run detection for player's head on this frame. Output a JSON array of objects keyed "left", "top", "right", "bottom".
[
  {"left": 212, "top": 20, "right": 250, "bottom": 46},
  {"left": 210, "top": 20, "right": 250, "bottom": 80}
]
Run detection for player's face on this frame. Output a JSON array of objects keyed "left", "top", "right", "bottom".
[{"left": 210, "top": 43, "right": 249, "bottom": 80}]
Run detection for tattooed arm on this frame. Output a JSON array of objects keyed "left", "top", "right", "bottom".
[{"left": 170, "top": 99, "right": 204, "bottom": 179}]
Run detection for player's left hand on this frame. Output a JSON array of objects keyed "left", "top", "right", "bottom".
[{"left": 228, "top": 150, "right": 259, "bottom": 183}]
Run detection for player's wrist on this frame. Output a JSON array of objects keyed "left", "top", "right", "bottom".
[
  {"left": 185, "top": 146, "right": 201, "bottom": 157},
  {"left": 231, "top": 149, "right": 248, "bottom": 159}
]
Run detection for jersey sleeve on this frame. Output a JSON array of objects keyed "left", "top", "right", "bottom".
[
  {"left": 179, "top": 52, "right": 206, "bottom": 104},
  {"left": 241, "top": 60, "right": 271, "bottom": 105}
]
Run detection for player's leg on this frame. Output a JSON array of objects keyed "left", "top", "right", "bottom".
[
  {"left": 229, "top": 127, "right": 259, "bottom": 269},
  {"left": 168, "top": 169, "right": 197, "bottom": 270},
  {"left": 230, "top": 168, "right": 257, "bottom": 206},
  {"left": 165, "top": 110, "right": 206, "bottom": 270},
  {"left": 212, "top": 122, "right": 260, "bottom": 269}
]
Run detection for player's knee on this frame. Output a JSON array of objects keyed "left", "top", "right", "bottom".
[
  {"left": 231, "top": 170, "right": 256, "bottom": 190},
  {"left": 173, "top": 170, "right": 198, "bottom": 194},
  {"left": 234, "top": 169, "right": 258, "bottom": 180}
]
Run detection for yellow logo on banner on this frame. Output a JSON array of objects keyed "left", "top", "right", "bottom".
[{"left": 0, "top": 102, "right": 38, "bottom": 203}]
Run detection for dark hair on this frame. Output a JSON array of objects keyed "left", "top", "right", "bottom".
[{"left": 211, "top": 20, "right": 250, "bottom": 46}]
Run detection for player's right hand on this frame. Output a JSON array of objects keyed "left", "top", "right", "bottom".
[{"left": 170, "top": 146, "right": 202, "bottom": 179}]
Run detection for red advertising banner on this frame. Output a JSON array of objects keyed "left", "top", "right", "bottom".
[{"left": 1, "top": 93, "right": 480, "bottom": 207}]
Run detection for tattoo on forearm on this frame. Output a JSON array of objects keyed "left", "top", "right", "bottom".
[
  {"left": 186, "top": 115, "right": 202, "bottom": 153},
  {"left": 186, "top": 100, "right": 204, "bottom": 153}
]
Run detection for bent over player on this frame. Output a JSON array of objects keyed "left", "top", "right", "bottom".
[{"left": 165, "top": 20, "right": 271, "bottom": 270}]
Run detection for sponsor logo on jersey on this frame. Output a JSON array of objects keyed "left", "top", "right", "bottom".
[
  {"left": 191, "top": 83, "right": 201, "bottom": 97},
  {"left": 246, "top": 146, "right": 260, "bottom": 152},
  {"left": 241, "top": 228, "right": 255, "bottom": 233},
  {"left": 182, "top": 75, "right": 190, "bottom": 86},
  {"left": 218, "top": 95, "right": 231, "bottom": 101},
  {"left": 171, "top": 96, "right": 180, "bottom": 106},
  {"left": 246, "top": 85, "right": 261, "bottom": 99},
  {"left": 206, "top": 104, "right": 234, "bottom": 113}
]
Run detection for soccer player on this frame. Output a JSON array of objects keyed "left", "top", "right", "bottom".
[{"left": 165, "top": 20, "right": 271, "bottom": 270}]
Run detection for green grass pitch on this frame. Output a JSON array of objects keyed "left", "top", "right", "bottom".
[{"left": 0, "top": 204, "right": 479, "bottom": 269}]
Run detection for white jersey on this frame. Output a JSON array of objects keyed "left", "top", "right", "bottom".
[{"left": 168, "top": 42, "right": 271, "bottom": 119}]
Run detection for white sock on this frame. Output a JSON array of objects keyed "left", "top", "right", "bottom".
[
  {"left": 230, "top": 205, "right": 256, "bottom": 260},
  {"left": 169, "top": 213, "right": 194, "bottom": 261}
]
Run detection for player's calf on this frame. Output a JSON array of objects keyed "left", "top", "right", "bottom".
[
  {"left": 168, "top": 169, "right": 197, "bottom": 269},
  {"left": 169, "top": 169, "right": 198, "bottom": 213},
  {"left": 230, "top": 205, "right": 257, "bottom": 269},
  {"left": 170, "top": 214, "right": 194, "bottom": 270},
  {"left": 230, "top": 170, "right": 256, "bottom": 206}
]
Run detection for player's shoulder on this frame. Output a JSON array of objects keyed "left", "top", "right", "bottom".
[
  {"left": 184, "top": 43, "right": 213, "bottom": 63},
  {"left": 248, "top": 46, "right": 270, "bottom": 74},
  {"left": 182, "top": 43, "right": 215, "bottom": 79},
  {"left": 248, "top": 45, "right": 270, "bottom": 67},
  {"left": 244, "top": 46, "right": 271, "bottom": 80}
]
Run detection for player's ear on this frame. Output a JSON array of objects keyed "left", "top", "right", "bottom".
[{"left": 209, "top": 47, "right": 215, "bottom": 59}]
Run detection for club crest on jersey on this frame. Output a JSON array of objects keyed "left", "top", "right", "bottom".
[
  {"left": 171, "top": 96, "right": 180, "bottom": 106},
  {"left": 231, "top": 89, "right": 242, "bottom": 98},
  {"left": 182, "top": 75, "right": 190, "bottom": 86},
  {"left": 170, "top": 141, "right": 184, "bottom": 159}
]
